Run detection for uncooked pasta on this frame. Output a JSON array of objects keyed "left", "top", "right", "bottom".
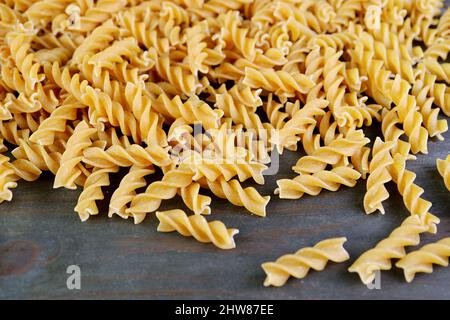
[{"left": 0, "top": 0, "right": 449, "bottom": 287}]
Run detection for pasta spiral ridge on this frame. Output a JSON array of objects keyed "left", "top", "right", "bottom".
[
  {"left": 126, "top": 166, "right": 195, "bottom": 224},
  {"left": 390, "top": 153, "right": 440, "bottom": 233},
  {"left": 30, "top": 97, "right": 86, "bottom": 146},
  {"left": 262, "top": 237, "right": 350, "bottom": 287},
  {"left": 54, "top": 121, "right": 95, "bottom": 190},
  {"left": 396, "top": 237, "right": 450, "bottom": 283},
  {"left": 363, "top": 138, "right": 395, "bottom": 215},
  {"left": 0, "top": 154, "right": 18, "bottom": 203},
  {"left": 436, "top": 155, "right": 450, "bottom": 191},
  {"left": 82, "top": 143, "right": 171, "bottom": 169},
  {"left": 156, "top": 209, "right": 239, "bottom": 250},
  {"left": 180, "top": 183, "right": 212, "bottom": 216},
  {"left": 292, "top": 130, "right": 370, "bottom": 175},
  {"left": 108, "top": 166, "right": 155, "bottom": 219},
  {"left": 201, "top": 177, "right": 270, "bottom": 217},
  {"left": 275, "top": 166, "right": 361, "bottom": 200},
  {"left": 348, "top": 215, "right": 429, "bottom": 285},
  {"left": 12, "top": 138, "right": 62, "bottom": 175},
  {"left": 243, "top": 67, "right": 316, "bottom": 98},
  {"left": 74, "top": 166, "right": 118, "bottom": 222}
]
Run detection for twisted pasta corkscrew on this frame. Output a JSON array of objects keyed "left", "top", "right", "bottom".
[
  {"left": 180, "top": 183, "right": 212, "bottom": 216},
  {"left": 0, "top": 154, "right": 18, "bottom": 203},
  {"left": 156, "top": 209, "right": 239, "bottom": 250},
  {"left": 292, "top": 129, "right": 370, "bottom": 175},
  {"left": 396, "top": 237, "right": 450, "bottom": 283},
  {"left": 201, "top": 177, "right": 270, "bottom": 217},
  {"left": 82, "top": 143, "right": 171, "bottom": 169},
  {"left": 390, "top": 153, "right": 440, "bottom": 233},
  {"left": 363, "top": 138, "right": 395, "bottom": 214},
  {"left": 54, "top": 121, "right": 96, "bottom": 190},
  {"left": 348, "top": 215, "right": 429, "bottom": 284},
  {"left": 436, "top": 155, "right": 450, "bottom": 191},
  {"left": 126, "top": 166, "right": 195, "bottom": 223},
  {"left": 74, "top": 166, "right": 118, "bottom": 222},
  {"left": 275, "top": 166, "right": 361, "bottom": 199},
  {"left": 30, "top": 97, "right": 86, "bottom": 146},
  {"left": 262, "top": 237, "right": 350, "bottom": 287},
  {"left": 108, "top": 166, "right": 155, "bottom": 219}
]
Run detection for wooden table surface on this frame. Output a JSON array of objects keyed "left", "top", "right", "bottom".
[{"left": 1, "top": 127, "right": 449, "bottom": 299}]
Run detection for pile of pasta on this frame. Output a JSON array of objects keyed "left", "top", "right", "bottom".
[{"left": 0, "top": 0, "right": 449, "bottom": 285}]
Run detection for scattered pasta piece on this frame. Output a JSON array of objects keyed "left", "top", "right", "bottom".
[
  {"left": 156, "top": 209, "right": 239, "bottom": 250},
  {"left": 261, "top": 237, "right": 349, "bottom": 287},
  {"left": 348, "top": 215, "right": 429, "bottom": 285},
  {"left": 396, "top": 237, "right": 450, "bottom": 283}
]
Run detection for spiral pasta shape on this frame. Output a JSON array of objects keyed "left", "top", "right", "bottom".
[
  {"left": 151, "top": 93, "right": 223, "bottom": 130},
  {"left": 396, "top": 237, "right": 450, "bottom": 283},
  {"left": 12, "top": 138, "right": 62, "bottom": 175},
  {"left": 436, "top": 155, "right": 450, "bottom": 191},
  {"left": 180, "top": 182, "right": 211, "bottom": 216},
  {"left": 74, "top": 166, "right": 118, "bottom": 221},
  {"left": 272, "top": 99, "right": 328, "bottom": 153},
  {"left": 108, "top": 165, "right": 155, "bottom": 219},
  {"left": 0, "top": 154, "right": 18, "bottom": 203},
  {"left": 54, "top": 121, "right": 95, "bottom": 189},
  {"left": 275, "top": 166, "right": 361, "bottom": 200},
  {"left": 7, "top": 28, "right": 45, "bottom": 94},
  {"left": 390, "top": 153, "right": 440, "bottom": 233},
  {"left": 364, "top": 138, "right": 395, "bottom": 215},
  {"left": 348, "top": 215, "right": 429, "bottom": 284},
  {"left": 126, "top": 165, "right": 195, "bottom": 223},
  {"left": 156, "top": 209, "right": 239, "bottom": 250},
  {"left": 82, "top": 142, "right": 171, "bottom": 169},
  {"left": 201, "top": 177, "right": 270, "bottom": 217},
  {"left": 30, "top": 96, "right": 86, "bottom": 145},
  {"left": 71, "top": 20, "right": 120, "bottom": 65},
  {"left": 262, "top": 237, "right": 350, "bottom": 287},
  {"left": 243, "top": 67, "right": 315, "bottom": 98},
  {"left": 292, "top": 130, "right": 370, "bottom": 175}
]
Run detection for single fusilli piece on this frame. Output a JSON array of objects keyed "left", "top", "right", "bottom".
[
  {"left": 201, "top": 177, "right": 270, "bottom": 217},
  {"left": 180, "top": 182, "right": 212, "bottom": 216},
  {"left": 262, "top": 237, "right": 350, "bottom": 287},
  {"left": 54, "top": 121, "right": 96, "bottom": 190},
  {"left": 363, "top": 138, "right": 395, "bottom": 214},
  {"left": 108, "top": 165, "right": 155, "bottom": 219},
  {"left": 292, "top": 130, "right": 370, "bottom": 175},
  {"left": 348, "top": 215, "right": 430, "bottom": 285},
  {"left": 390, "top": 153, "right": 440, "bottom": 233},
  {"left": 156, "top": 209, "right": 239, "bottom": 250},
  {"left": 74, "top": 166, "right": 118, "bottom": 222},
  {"left": 396, "top": 237, "right": 450, "bottom": 283},
  {"left": 126, "top": 165, "right": 195, "bottom": 224},
  {"left": 275, "top": 166, "right": 361, "bottom": 200}
]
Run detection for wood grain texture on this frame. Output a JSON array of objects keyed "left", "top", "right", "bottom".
[{"left": 0, "top": 129, "right": 448, "bottom": 300}]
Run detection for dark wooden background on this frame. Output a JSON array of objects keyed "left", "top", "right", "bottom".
[{"left": 1, "top": 127, "right": 448, "bottom": 299}]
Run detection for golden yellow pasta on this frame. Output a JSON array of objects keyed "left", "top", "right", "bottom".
[
  {"left": 156, "top": 209, "right": 239, "bottom": 250},
  {"left": 363, "top": 138, "right": 394, "bottom": 214},
  {"left": 396, "top": 237, "right": 450, "bottom": 283},
  {"left": 436, "top": 155, "right": 450, "bottom": 191},
  {"left": 1, "top": 0, "right": 449, "bottom": 288},
  {"left": 262, "top": 237, "right": 350, "bottom": 287},
  {"left": 348, "top": 215, "right": 429, "bottom": 285}
]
